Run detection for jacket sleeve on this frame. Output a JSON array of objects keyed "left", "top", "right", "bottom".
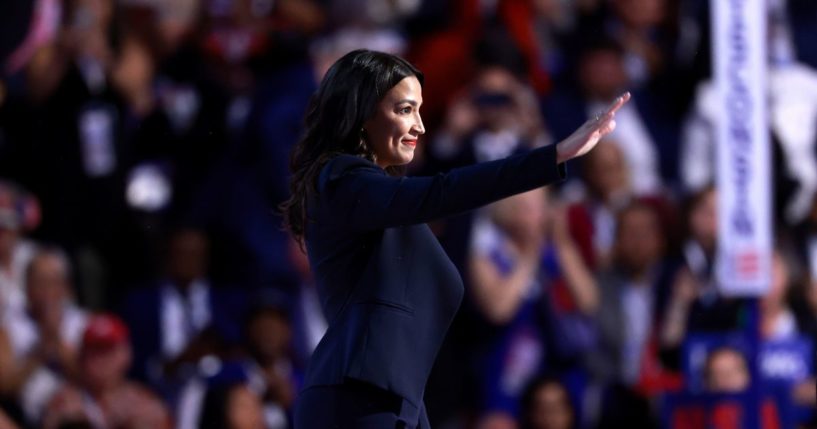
[{"left": 319, "top": 144, "right": 567, "bottom": 231}]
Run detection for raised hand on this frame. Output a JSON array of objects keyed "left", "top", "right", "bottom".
[{"left": 555, "top": 92, "right": 631, "bottom": 163}]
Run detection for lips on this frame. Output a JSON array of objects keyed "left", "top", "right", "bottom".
[{"left": 402, "top": 139, "right": 417, "bottom": 147}]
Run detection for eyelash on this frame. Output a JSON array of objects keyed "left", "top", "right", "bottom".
[{"left": 399, "top": 106, "right": 412, "bottom": 114}]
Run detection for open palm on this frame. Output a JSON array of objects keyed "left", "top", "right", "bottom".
[{"left": 556, "top": 92, "right": 631, "bottom": 163}]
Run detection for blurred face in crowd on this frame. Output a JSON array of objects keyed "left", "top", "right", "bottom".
[
  {"left": 477, "top": 412, "right": 516, "bottom": 429},
  {"left": 528, "top": 381, "right": 574, "bottom": 429},
  {"left": 706, "top": 348, "right": 750, "bottom": 392},
  {"left": 614, "top": 204, "right": 664, "bottom": 278},
  {"left": 613, "top": 0, "right": 666, "bottom": 29},
  {"left": 226, "top": 385, "right": 264, "bottom": 429},
  {"left": 248, "top": 309, "right": 292, "bottom": 362},
  {"left": 111, "top": 36, "right": 155, "bottom": 100},
  {"left": 579, "top": 49, "right": 627, "bottom": 101},
  {"left": 763, "top": 251, "right": 790, "bottom": 311},
  {"left": 26, "top": 253, "right": 71, "bottom": 324},
  {"left": 0, "top": 217, "right": 18, "bottom": 262},
  {"left": 472, "top": 67, "right": 522, "bottom": 132},
  {"left": 81, "top": 342, "right": 131, "bottom": 393},
  {"left": 0, "top": 190, "right": 20, "bottom": 261},
  {"left": 168, "top": 230, "right": 209, "bottom": 287},
  {"left": 583, "top": 140, "right": 629, "bottom": 203},
  {"left": 66, "top": 0, "right": 113, "bottom": 31},
  {"left": 533, "top": 0, "right": 562, "bottom": 20},
  {"left": 491, "top": 189, "right": 548, "bottom": 245},
  {"left": 689, "top": 188, "right": 717, "bottom": 253},
  {"left": 364, "top": 76, "right": 425, "bottom": 168}
]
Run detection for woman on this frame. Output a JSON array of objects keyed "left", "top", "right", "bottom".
[{"left": 282, "top": 49, "right": 628, "bottom": 428}]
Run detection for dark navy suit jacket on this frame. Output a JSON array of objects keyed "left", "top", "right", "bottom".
[{"left": 301, "top": 144, "right": 566, "bottom": 414}]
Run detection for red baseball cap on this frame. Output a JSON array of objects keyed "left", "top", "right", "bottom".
[{"left": 82, "top": 313, "right": 130, "bottom": 351}]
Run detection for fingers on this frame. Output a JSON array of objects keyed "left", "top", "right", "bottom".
[
  {"left": 600, "top": 119, "right": 616, "bottom": 135},
  {"left": 604, "top": 91, "right": 631, "bottom": 117}
]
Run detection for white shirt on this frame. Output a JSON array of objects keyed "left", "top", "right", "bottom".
[
  {"left": 2, "top": 304, "right": 88, "bottom": 422},
  {"left": 160, "top": 280, "right": 211, "bottom": 359},
  {"left": 0, "top": 239, "right": 37, "bottom": 316}
]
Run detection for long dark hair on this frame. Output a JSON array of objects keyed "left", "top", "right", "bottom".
[{"left": 280, "top": 49, "right": 424, "bottom": 243}]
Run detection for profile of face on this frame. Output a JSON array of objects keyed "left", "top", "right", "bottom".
[
  {"left": 705, "top": 348, "right": 750, "bottom": 392},
  {"left": 614, "top": 204, "right": 664, "bottom": 277},
  {"left": 528, "top": 381, "right": 574, "bottom": 429},
  {"left": 583, "top": 140, "right": 629, "bottom": 202},
  {"left": 226, "top": 385, "right": 264, "bottom": 429},
  {"left": 363, "top": 76, "right": 425, "bottom": 168}
]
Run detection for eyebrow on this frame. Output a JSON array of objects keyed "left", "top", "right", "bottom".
[{"left": 394, "top": 99, "right": 420, "bottom": 106}]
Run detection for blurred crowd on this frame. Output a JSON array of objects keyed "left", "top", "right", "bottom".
[{"left": 0, "top": 0, "right": 817, "bottom": 428}]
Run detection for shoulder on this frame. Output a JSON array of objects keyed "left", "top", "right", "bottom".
[{"left": 318, "top": 154, "right": 385, "bottom": 189}]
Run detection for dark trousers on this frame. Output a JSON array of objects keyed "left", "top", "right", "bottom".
[{"left": 293, "top": 381, "right": 430, "bottom": 429}]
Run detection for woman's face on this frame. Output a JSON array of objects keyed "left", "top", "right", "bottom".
[{"left": 363, "top": 76, "right": 425, "bottom": 168}]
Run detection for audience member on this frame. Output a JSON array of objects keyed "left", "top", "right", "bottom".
[
  {"left": 519, "top": 376, "right": 576, "bottom": 429},
  {"left": 244, "top": 303, "right": 300, "bottom": 429},
  {"left": 703, "top": 347, "right": 750, "bottom": 393},
  {"left": 565, "top": 141, "right": 632, "bottom": 270},
  {"left": 469, "top": 189, "right": 597, "bottom": 424},
  {"left": 198, "top": 374, "right": 265, "bottom": 429},
  {"left": 0, "top": 181, "right": 39, "bottom": 315},
  {"left": 606, "top": 0, "right": 676, "bottom": 88},
  {"left": 0, "top": 1, "right": 816, "bottom": 426},
  {"left": 660, "top": 186, "right": 730, "bottom": 353},
  {"left": 1, "top": 247, "right": 87, "bottom": 425},
  {"left": 120, "top": 228, "right": 245, "bottom": 401},
  {"left": 41, "top": 313, "right": 171, "bottom": 429},
  {"left": 542, "top": 39, "right": 669, "bottom": 194},
  {"left": 587, "top": 201, "right": 673, "bottom": 389}
]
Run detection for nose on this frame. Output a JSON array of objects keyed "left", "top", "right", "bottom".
[{"left": 414, "top": 113, "right": 426, "bottom": 135}]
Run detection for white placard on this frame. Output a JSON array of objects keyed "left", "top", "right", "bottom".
[{"left": 713, "top": 0, "right": 772, "bottom": 296}]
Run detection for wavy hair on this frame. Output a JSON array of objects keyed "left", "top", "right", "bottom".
[{"left": 280, "top": 50, "right": 424, "bottom": 243}]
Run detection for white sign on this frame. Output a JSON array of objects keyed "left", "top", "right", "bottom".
[{"left": 713, "top": 0, "right": 772, "bottom": 296}]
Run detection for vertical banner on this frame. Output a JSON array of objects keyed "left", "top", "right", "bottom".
[{"left": 713, "top": 0, "right": 772, "bottom": 296}]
